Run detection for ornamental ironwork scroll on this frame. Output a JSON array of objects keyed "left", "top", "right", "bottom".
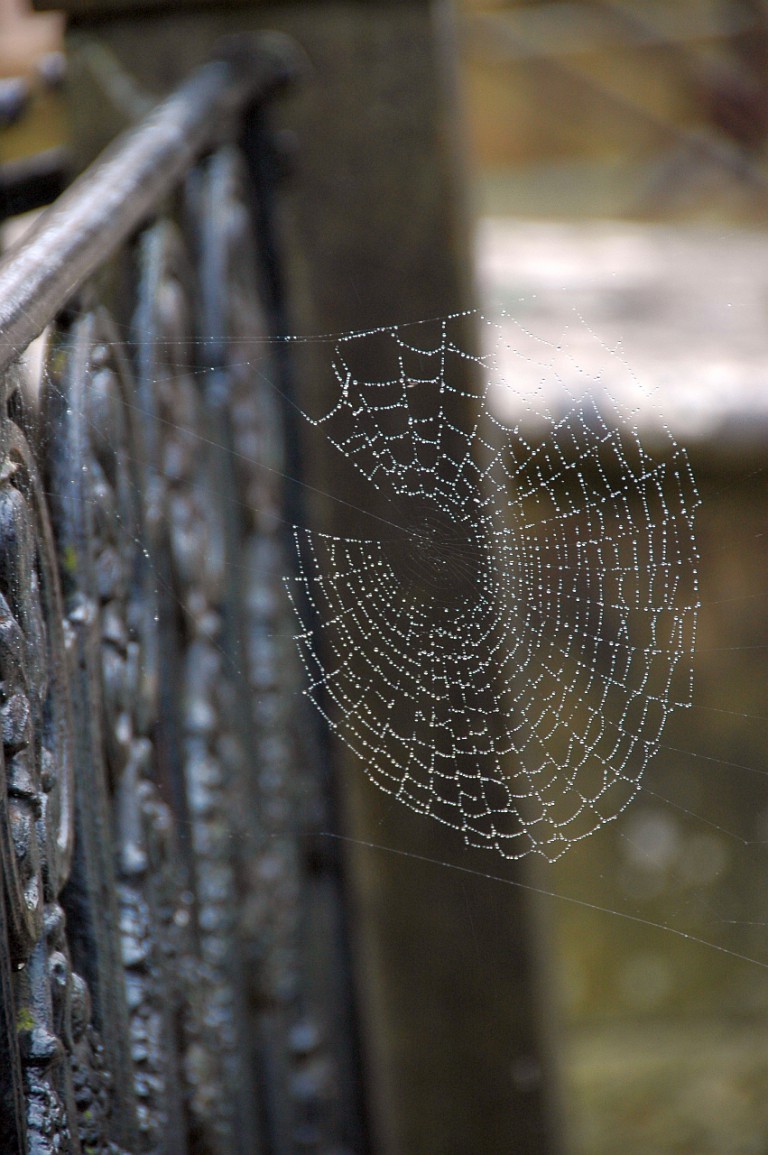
[{"left": 0, "top": 38, "right": 367, "bottom": 1155}]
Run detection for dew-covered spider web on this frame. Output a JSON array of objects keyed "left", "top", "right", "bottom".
[{"left": 285, "top": 310, "right": 700, "bottom": 862}]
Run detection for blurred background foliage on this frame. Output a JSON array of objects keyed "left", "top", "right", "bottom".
[
  {"left": 462, "top": 0, "right": 768, "bottom": 221},
  {"left": 460, "top": 3, "right": 768, "bottom": 1153}
]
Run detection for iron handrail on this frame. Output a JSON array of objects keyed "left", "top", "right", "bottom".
[
  {"left": 0, "top": 33, "right": 370, "bottom": 1154},
  {"left": 0, "top": 35, "right": 299, "bottom": 380}
]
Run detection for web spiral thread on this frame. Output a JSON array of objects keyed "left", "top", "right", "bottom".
[{"left": 285, "top": 313, "right": 700, "bottom": 861}]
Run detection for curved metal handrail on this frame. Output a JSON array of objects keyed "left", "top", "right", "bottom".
[
  {"left": 0, "top": 33, "right": 368, "bottom": 1155},
  {"left": 0, "top": 35, "right": 299, "bottom": 379}
]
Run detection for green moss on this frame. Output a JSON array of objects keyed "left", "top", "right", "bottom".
[
  {"left": 62, "top": 544, "right": 78, "bottom": 575},
  {"left": 16, "top": 1007, "right": 34, "bottom": 1033}
]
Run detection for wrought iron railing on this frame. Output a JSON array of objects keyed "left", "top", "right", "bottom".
[{"left": 0, "top": 36, "right": 366, "bottom": 1155}]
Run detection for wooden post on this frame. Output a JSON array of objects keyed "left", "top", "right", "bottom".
[{"left": 46, "top": 4, "right": 566, "bottom": 1151}]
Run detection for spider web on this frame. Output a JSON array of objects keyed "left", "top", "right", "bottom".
[{"left": 285, "top": 311, "right": 700, "bottom": 862}]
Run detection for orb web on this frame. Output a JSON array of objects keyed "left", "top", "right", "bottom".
[{"left": 285, "top": 312, "right": 700, "bottom": 861}]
